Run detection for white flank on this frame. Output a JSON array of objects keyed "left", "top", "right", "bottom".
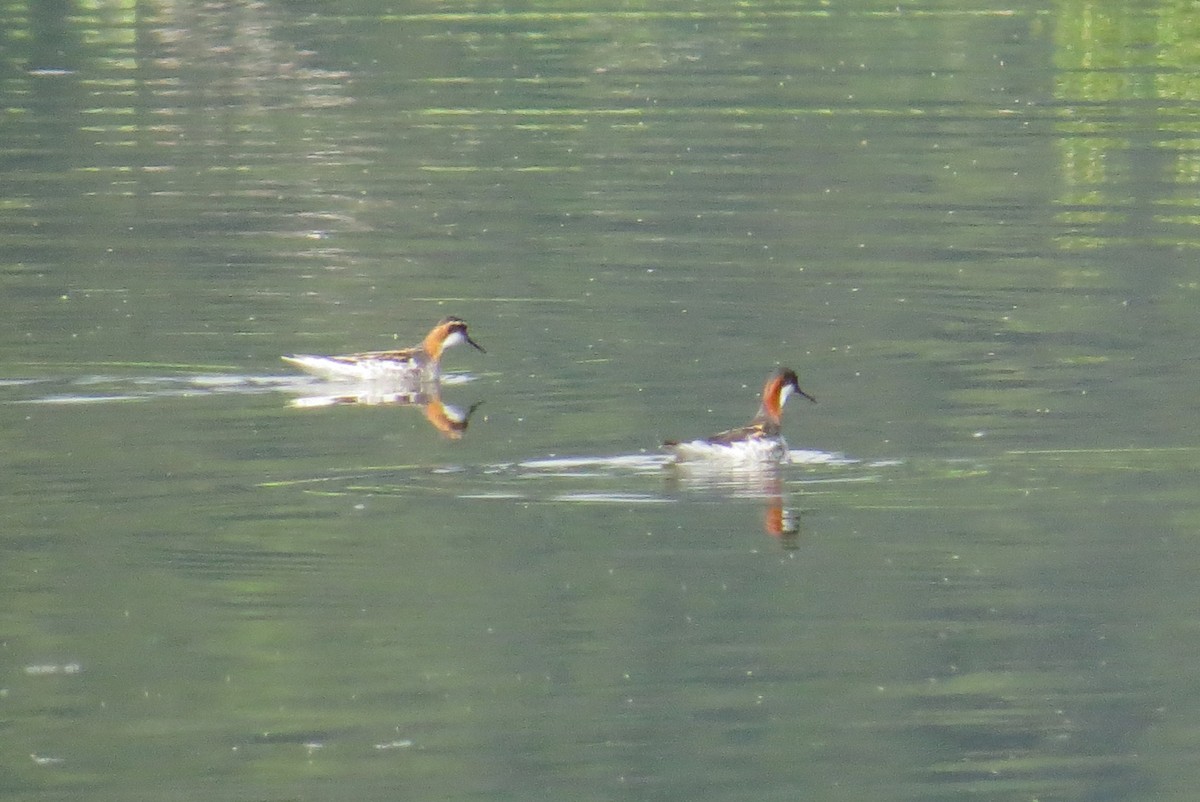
[
  {"left": 281, "top": 355, "right": 428, "bottom": 382},
  {"left": 667, "top": 437, "right": 789, "bottom": 465}
]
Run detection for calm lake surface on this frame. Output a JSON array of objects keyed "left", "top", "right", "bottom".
[{"left": 4, "top": 1, "right": 1200, "bottom": 800}]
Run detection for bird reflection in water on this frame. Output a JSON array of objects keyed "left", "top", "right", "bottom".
[
  {"left": 285, "top": 378, "right": 482, "bottom": 439},
  {"left": 665, "top": 461, "right": 802, "bottom": 549}
]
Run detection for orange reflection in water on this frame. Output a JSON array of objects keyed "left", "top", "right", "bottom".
[{"left": 286, "top": 377, "right": 482, "bottom": 439}]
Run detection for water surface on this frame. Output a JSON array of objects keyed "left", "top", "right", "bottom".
[{"left": 3, "top": 1, "right": 1200, "bottom": 800}]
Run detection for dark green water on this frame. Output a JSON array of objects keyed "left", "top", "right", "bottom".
[{"left": 4, "top": 1, "right": 1200, "bottom": 800}]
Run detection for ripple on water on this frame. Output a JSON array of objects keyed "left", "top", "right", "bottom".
[
  {"left": 259, "top": 448, "right": 879, "bottom": 505},
  {"left": 3, "top": 371, "right": 481, "bottom": 405},
  {"left": 550, "top": 492, "right": 676, "bottom": 504}
]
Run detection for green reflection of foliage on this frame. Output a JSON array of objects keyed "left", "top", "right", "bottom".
[{"left": 1054, "top": 0, "right": 1200, "bottom": 249}]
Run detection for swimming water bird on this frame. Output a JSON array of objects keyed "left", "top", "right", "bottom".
[
  {"left": 282, "top": 316, "right": 484, "bottom": 382},
  {"left": 664, "top": 368, "right": 815, "bottom": 464}
]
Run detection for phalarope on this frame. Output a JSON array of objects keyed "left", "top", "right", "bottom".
[
  {"left": 282, "top": 316, "right": 484, "bottom": 382},
  {"left": 664, "top": 368, "right": 815, "bottom": 464}
]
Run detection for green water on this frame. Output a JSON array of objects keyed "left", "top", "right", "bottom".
[{"left": 4, "top": 1, "right": 1200, "bottom": 800}]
